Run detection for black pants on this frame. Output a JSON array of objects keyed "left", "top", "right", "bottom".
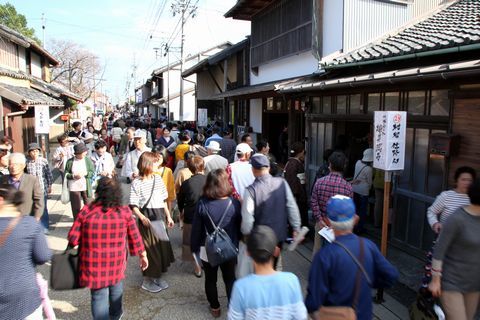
[
  {"left": 202, "top": 259, "right": 236, "bottom": 309},
  {"left": 70, "top": 190, "right": 88, "bottom": 220}
]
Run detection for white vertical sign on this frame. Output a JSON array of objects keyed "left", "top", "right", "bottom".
[
  {"left": 197, "top": 108, "right": 208, "bottom": 127},
  {"left": 373, "top": 111, "right": 406, "bottom": 171},
  {"left": 35, "top": 105, "right": 50, "bottom": 134}
]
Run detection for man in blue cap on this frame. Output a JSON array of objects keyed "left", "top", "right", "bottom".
[{"left": 305, "top": 195, "right": 398, "bottom": 320}]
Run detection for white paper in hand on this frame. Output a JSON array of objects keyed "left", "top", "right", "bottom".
[
  {"left": 151, "top": 220, "right": 169, "bottom": 241},
  {"left": 318, "top": 227, "right": 335, "bottom": 243},
  {"left": 288, "top": 226, "right": 310, "bottom": 251}
]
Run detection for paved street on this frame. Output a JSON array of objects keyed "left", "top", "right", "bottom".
[{"left": 40, "top": 176, "right": 408, "bottom": 320}]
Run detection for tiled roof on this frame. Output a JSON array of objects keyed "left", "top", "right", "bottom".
[
  {"left": 326, "top": 0, "right": 480, "bottom": 68},
  {"left": 0, "top": 83, "right": 64, "bottom": 106}
]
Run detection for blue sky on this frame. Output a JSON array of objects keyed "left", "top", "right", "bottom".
[{"left": 7, "top": 0, "right": 250, "bottom": 104}]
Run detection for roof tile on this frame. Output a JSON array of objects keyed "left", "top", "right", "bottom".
[{"left": 328, "top": 0, "right": 480, "bottom": 68}]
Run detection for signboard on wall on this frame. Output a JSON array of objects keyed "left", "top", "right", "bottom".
[
  {"left": 197, "top": 108, "right": 208, "bottom": 127},
  {"left": 34, "top": 105, "right": 50, "bottom": 134},
  {"left": 373, "top": 111, "right": 406, "bottom": 171}
]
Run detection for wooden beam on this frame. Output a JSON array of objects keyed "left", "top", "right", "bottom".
[
  {"left": 208, "top": 69, "right": 223, "bottom": 93},
  {"left": 218, "top": 63, "right": 232, "bottom": 85}
]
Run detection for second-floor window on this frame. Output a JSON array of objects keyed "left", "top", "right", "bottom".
[
  {"left": 0, "top": 39, "right": 19, "bottom": 70},
  {"left": 251, "top": 0, "right": 312, "bottom": 67}
]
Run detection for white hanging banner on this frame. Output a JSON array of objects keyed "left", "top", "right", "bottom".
[
  {"left": 35, "top": 105, "right": 50, "bottom": 134},
  {"left": 197, "top": 108, "right": 208, "bottom": 127},
  {"left": 373, "top": 111, "right": 406, "bottom": 171}
]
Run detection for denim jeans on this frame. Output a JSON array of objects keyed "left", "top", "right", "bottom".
[
  {"left": 40, "top": 195, "right": 49, "bottom": 230},
  {"left": 90, "top": 281, "right": 124, "bottom": 320}
]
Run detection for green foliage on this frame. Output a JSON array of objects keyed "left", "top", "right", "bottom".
[
  {"left": 66, "top": 98, "right": 78, "bottom": 109},
  {"left": 0, "top": 3, "right": 41, "bottom": 44}
]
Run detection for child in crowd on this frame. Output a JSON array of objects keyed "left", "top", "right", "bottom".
[{"left": 228, "top": 225, "right": 307, "bottom": 320}]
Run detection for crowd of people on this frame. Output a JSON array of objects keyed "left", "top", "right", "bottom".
[{"left": 0, "top": 112, "right": 478, "bottom": 320}]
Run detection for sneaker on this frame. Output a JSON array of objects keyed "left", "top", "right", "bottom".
[
  {"left": 141, "top": 279, "right": 162, "bottom": 293},
  {"left": 153, "top": 279, "right": 169, "bottom": 290}
]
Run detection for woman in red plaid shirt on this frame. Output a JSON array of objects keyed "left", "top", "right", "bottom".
[{"left": 68, "top": 177, "right": 148, "bottom": 320}]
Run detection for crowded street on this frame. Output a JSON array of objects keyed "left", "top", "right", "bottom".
[
  {"left": 38, "top": 171, "right": 408, "bottom": 319},
  {"left": 1, "top": 0, "right": 480, "bottom": 320}
]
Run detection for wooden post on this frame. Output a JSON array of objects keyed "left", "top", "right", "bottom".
[
  {"left": 380, "top": 171, "right": 392, "bottom": 255},
  {"left": 375, "top": 171, "right": 392, "bottom": 303}
]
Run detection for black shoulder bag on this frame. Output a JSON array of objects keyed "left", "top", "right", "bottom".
[
  {"left": 141, "top": 177, "right": 157, "bottom": 221},
  {"left": 203, "top": 199, "right": 238, "bottom": 267}
]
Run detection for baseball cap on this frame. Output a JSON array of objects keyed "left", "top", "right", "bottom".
[
  {"left": 134, "top": 129, "right": 147, "bottom": 139},
  {"left": 206, "top": 141, "right": 221, "bottom": 151},
  {"left": 247, "top": 225, "right": 278, "bottom": 263},
  {"left": 250, "top": 153, "right": 269, "bottom": 169},
  {"left": 326, "top": 195, "right": 356, "bottom": 222},
  {"left": 236, "top": 143, "right": 253, "bottom": 155}
]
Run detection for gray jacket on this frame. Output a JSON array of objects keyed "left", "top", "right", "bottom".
[{"left": 0, "top": 174, "right": 44, "bottom": 219}]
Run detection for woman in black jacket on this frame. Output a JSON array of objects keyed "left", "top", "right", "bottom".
[
  {"left": 178, "top": 155, "right": 207, "bottom": 276},
  {"left": 190, "top": 168, "right": 241, "bottom": 318}
]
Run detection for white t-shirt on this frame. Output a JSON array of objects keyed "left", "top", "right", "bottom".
[
  {"left": 229, "top": 161, "right": 255, "bottom": 200},
  {"left": 68, "top": 158, "right": 87, "bottom": 191}
]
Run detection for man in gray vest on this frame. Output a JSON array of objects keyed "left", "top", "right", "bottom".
[{"left": 241, "top": 153, "right": 301, "bottom": 268}]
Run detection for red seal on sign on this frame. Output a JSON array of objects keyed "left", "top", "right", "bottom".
[{"left": 393, "top": 114, "right": 402, "bottom": 123}]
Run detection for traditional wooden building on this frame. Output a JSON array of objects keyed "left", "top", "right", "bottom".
[
  {"left": 182, "top": 38, "right": 250, "bottom": 135},
  {"left": 222, "top": 0, "right": 444, "bottom": 161},
  {"left": 0, "top": 24, "right": 80, "bottom": 152},
  {"left": 278, "top": 0, "right": 480, "bottom": 256},
  {"left": 137, "top": 43, "right": 231, "bottom": 121}
]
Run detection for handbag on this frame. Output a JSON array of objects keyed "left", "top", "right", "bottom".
[
  {"left": 314, "top": 238, "right": 371, "bottom": 320},
  {"left": 61, "top": 177, "right": 70, "bottom": 204},
  {"left": 50, "top": 246, "right": 82, "bottom": 290},
  {"left": 409, "top": 287, "right": 441, "bottom": 320},
  {"left": 203, "top": 199, "right": 238, "bottom": 267}
]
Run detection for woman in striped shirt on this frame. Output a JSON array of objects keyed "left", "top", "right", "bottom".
[
  {"left": 422, "top": 166, "right": 476, "bottom": 288},
  {"left": 130, "top": 152, "right": 175, "bottom": 293},
  {"left": 427, "top": 166, "right": 476, "bottom": 234}
]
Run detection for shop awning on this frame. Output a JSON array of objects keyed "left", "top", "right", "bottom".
[
  {"left": 213, "top": 76, "right": 307, "bottom": 99},
  {"left": 277, "top": 59, "right": 480, "bottom": 93},
  {"left": 0, "top": 83, "right": 64, "bottom": 107}
]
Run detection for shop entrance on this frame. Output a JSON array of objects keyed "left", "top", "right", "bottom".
[
  {"left": 262, "top": 112, "right": 289, "bottom": 164},
  {"left": 334, "top": 120, "right": 372, "bottom": 178}
]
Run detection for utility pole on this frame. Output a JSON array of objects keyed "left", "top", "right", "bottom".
[
  {"left": 41, "top": 13, "right": 45, "bottom": 45},
  {"left": 171, "top": 0, "right": 197, "bottom": 121}
]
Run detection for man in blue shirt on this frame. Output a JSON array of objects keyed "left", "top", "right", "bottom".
[
  {"left": 228, "top": 225, "right": 307, "bottom": 320},
  {"left": 305, "top": 195, "right": 398, "bottom": 320}
]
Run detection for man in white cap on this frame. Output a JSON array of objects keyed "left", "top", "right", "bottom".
[
  {"left": 226, "top": 143, "right": 254, "bottom": 200},
  {"left": 203, "top": 141, "right": 228, "bottom": 175},
  {"left": 121, "top": 129, "right": 151, "bottom": 181}
]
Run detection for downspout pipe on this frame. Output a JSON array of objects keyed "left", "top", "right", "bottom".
[
  {"left": 4, "top": 110, "right": 27, "bottom": 136},
  {"left": 324, "top": 43, "right": 480, "bottom": 70}
]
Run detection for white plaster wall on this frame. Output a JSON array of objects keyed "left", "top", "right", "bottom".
[
  {"left": 322, "top": 0, "right": 344, "bottom": 57},
  {"left": 250, "top": 51, "right": 318, "bottom": 85},
  {"left": 168, "top": 91, "right": 196, "bottom": 121},
  {"left": 249, "top": 98, "right": 262, "bottom": 133},
  {"left": 30, "top": 52, "right": 42, "bottom": 79}
]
